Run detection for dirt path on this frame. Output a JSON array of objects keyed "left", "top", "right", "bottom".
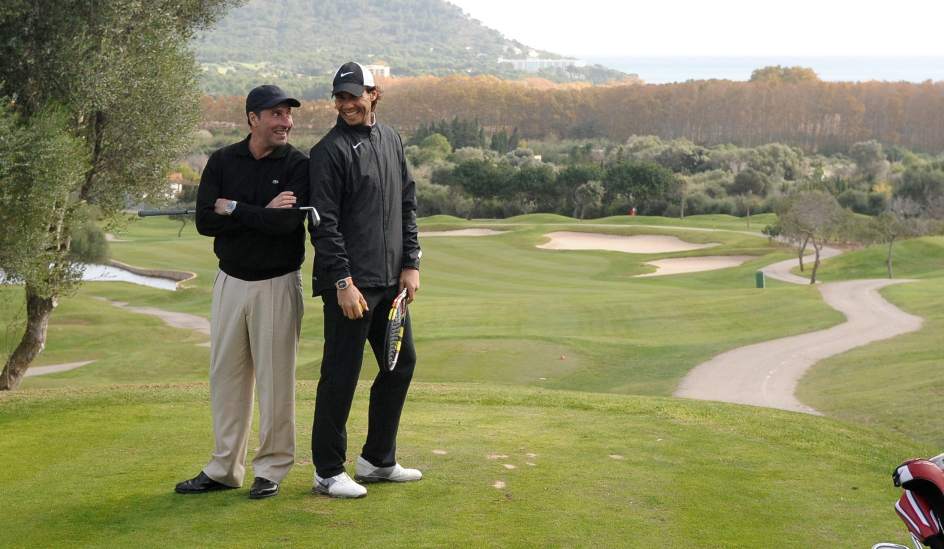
[{"left": 675, "top": 250, "right": 924, "bottom": 414}]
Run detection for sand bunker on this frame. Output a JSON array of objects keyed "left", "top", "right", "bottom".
[
  {"left": 538, "top": 232, "right": 717, "bottom": 253},
  {"left": 420, "top": 228, "right": 506, "bottom": 237},
  {"left": 635, "top": 255, "right": 756, "bottom": 277}
]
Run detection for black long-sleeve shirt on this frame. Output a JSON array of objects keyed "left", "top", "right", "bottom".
[
  {"left": 196, "top": 135, "right": 309, "bottom": 281},
  {"left": 308, "top": 117, "right": 421, "bottom": 294}
]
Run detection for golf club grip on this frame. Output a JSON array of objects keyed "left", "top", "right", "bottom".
[{"left": 137, "top": 209, "right": 195, "bottom": 217}]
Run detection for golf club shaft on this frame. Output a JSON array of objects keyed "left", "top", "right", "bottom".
[
  {"left": 138, "top": 209, "right": 196, "bottom": 217},
  {"left": 137, "top": 206, "right": 320, "bottom": 227}
]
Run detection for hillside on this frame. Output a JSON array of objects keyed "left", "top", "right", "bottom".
[{"left": 194, "top": 0, "right": 629, "bottom": 97}]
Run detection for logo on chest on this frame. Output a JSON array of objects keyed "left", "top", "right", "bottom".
[{"left": 271, "top": 179, "right": 279, "bottom": 185}]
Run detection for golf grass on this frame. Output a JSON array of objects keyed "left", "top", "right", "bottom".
[
  {"left": 813, "top": 236, "right": 944, "bottom": 281},
  {"left": 1, "top": 213, "right": 937, "bottom": 547},
  {"left": 12, "top": 215, "right": 840, "bottom": 395},
  {"left": 795, "top": 237, "right": 944, "bottom": 446},
  {"left": 798, "top": 276, "right": 944, "bottom": 446},
  {"left": 0, "top": 383, "right": 929, "bottom": 548}
]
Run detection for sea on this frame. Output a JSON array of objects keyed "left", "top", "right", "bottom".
[{"left": 582, "top": 56, "right": 944, "bottom": 84}]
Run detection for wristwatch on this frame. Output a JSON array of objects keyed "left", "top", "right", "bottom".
[
  {"left": 223, "top": 200, "right": 237, "bottom": 215},
  {"left": 335, "top": 278, "right": 350, "bottom": 290}
]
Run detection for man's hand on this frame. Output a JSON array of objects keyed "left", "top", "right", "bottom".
[
  {"left": 337, "top": 280, "right": 369, "bottom": 320},
  {"left": 399, "top": 269, "right": 420, "bottom": 304},
  {"left": 267, "top": 191, "right": 296, "bottom": 209},
  {"left": 214, "top": 198, "right": 232, "bottom": 215}
]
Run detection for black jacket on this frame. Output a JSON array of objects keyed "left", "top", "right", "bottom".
[
  {"left": 196, "top": 136, "right": 309, "bottom": 281},
  {"left": 308, "top": 117, "right": 421, "bottom": 294}
]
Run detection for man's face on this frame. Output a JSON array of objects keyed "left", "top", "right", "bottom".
[
  {"left": 334, "top": 90, "right": 375, "bottom": 127},
  {"left": 249, "top": 104, "right": 294, "bottom": 148}
]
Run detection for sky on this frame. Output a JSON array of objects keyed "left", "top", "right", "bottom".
[{"left": 447, "top": 0, "right": 944, "bottom": 57}]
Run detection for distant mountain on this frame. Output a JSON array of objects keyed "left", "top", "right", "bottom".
[{"left": 194, "top": 0, "right": 630, "bottom": 97}]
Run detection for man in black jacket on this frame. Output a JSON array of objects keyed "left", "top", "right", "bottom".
[
  {"left": 308, "top": 62, "right": 422, "bottom": 498},
  {"left": 175, "top": 85, "right": 308, "bottom": 500}
]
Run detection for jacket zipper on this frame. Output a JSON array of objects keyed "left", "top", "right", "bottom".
[{"left": 367, "top": 128, "right": 390, "bottom": 284}]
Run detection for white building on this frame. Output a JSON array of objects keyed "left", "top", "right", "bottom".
[
  {"left": 364, "top": 64, "right": 391, "bottom": 78},
  {"left": 498, "top": 57, "right": 586, "bottom": 73}
]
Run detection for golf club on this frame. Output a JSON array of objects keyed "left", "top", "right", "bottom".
[
  {"left": 138, "top": 208, "right": 196, "bottom": 217},
  {"left": 136, "top": 206, "right": 320, "bottom": 227}
]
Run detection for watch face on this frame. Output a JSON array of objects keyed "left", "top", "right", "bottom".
[{"left": 335, "top": 279, "right": 349, "bottom": 290}]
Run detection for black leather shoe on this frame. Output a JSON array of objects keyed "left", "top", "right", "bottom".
[
  {"left": 174, "top": 471, "right": 236, "bottom": 494},
  {"left": 249, "top": 477, "right": 279, "bottom": 499}
]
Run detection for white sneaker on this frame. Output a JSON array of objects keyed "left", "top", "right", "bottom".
[
  {"left": 312, "top": 472, "right": 367, "bottom": 498},
  {"left": 354, "top": 455, "right": 423, "bottom": 483}
]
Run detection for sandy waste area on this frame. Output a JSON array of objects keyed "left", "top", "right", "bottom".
[
  {"left": 538, "top": 231, "right": 717, "bottom": 254},
  {"left": 636, "top": 255, "right": 756, "bottom": 277},
  {"left": 420, "top": 228, "right": 506, "bottom": 237}
]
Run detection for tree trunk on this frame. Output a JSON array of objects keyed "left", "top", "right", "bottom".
[
  {"left": 0, "top": 284, "right": 57, "bottom": 390},
  {"left": 809, "top": 240, "right": 822, "bottom": 285},
  {"left": 886, "top": 238, "right": 896, "bottom": 279},
  {"left": 797, "top": 236, "right": 810, "bottom": 272}
]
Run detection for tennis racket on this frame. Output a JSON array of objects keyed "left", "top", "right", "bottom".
[{"left": 384, "top": 288, "right": 409, "bottom": 371}]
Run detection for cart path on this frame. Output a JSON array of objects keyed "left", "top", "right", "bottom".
[
  {"left": 25, "top": 361, "right": 96, "bottom": 377},
  {"left": 675, "top": 250, "right": 924, "bottom": 414}
]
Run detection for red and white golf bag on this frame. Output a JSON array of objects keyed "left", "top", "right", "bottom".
[{"left": 892, "top": 456, "right": 944, "bottom": 549}]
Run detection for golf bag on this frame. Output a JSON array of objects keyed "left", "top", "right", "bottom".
[{"left": 890, "top": 455, "right": 944, "bottom": 549}]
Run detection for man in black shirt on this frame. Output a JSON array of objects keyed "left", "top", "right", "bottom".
[
  {"left": 308, "top": 62, "right": 422, "bottom": 498},
  {"left": 175, "top": 85, "right": 308, "bottom": 500}
]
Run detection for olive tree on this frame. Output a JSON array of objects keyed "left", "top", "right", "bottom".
[
  {"left": 0, "top": 0, "right": 238, "bottom": 389},
  {"left": 870, "top": 198, "right": 935, "bottom": 279},
  {"left": 777, "top": 191, "right": 846, "bottom": 284}
]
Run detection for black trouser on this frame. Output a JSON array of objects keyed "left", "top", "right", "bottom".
[{"left": 312, "top": 285, "right": 417, "bottom": 478}]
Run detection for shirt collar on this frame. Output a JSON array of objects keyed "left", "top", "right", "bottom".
[
  {"left": 336, "top": 115, "right": 377, "bottom": 136},
  {"left": 236, "top": 134, "right": 290, "bottom": 159}
]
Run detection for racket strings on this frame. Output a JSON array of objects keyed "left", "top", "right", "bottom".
[{"left": 385, "top": 292, "right": 408, "bottom": 370}]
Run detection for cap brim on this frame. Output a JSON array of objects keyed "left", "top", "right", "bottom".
[
  {"left": 260, "top": 96, "right": 301, "bottom": 109},
  {"left": 332, "top": 83, "right": 366, "bottom": 97}
]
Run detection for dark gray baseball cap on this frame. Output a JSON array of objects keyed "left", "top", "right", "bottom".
[{"left": 246, "top": 84, "right": 300, "bottom": 112}]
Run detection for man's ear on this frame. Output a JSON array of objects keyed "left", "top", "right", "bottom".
[{"left": 248, "top": 111, "right": 258, "bottom": 128}]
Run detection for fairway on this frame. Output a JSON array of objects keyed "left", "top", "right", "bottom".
[
  {"left": 1, "top": 214, "right": 939, "bottom": 548},
  {"left": 14, "top": 215, "right": 841, "bottom": 397},
  {"left": 0, "top": 383, "right": 929, "bottom": 547}
]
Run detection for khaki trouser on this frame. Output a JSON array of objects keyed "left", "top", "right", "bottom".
[{"left": 203, "top": 270, "right": 303, "bottom": 487}]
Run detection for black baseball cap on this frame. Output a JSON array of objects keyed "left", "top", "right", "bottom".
[
  {"left": 332, "top": 62, "right": 375, "bottom": 97},
  {"left": 246, "top": 84, "right": 300, "bottom": 113}
]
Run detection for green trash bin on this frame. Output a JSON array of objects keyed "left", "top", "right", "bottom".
[{"left": 755, "top": 271, "right": 765, "bottom": 288}]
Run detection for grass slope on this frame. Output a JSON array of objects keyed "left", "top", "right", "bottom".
[
  {"left": 798, "top": 277, "right": 944, "bottom": 446},
  {"left": 814, "top": 236, "right": 944, "bottom": 281},
  {"left": 0, "top": 383, "right": 929, "bottom": 548},
  {"left": 795, "top": 236, "right": 944, "bottom": 446}
]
